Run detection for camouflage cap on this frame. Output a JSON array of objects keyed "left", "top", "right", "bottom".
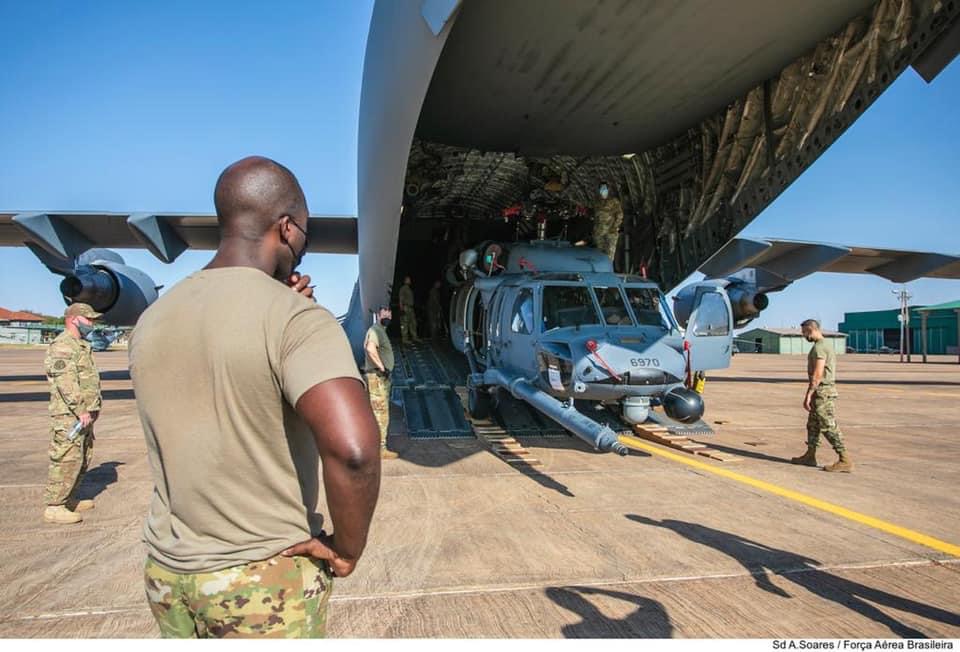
[{"left": 64, "top": 303, "right": 103, "bottom": 320}]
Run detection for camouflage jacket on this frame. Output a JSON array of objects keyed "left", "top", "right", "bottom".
[
  {"left": 427, "top": 287, "right": 442, "bottom": 312},
  {"left": 44, "top": 330, "right": 101, "bottom": 417},
  {"left": 399, "top": 284, "right": 415, "bottom": 309},
  {"left": 594, "top": 198, "right": 624, "bottom": 231}
]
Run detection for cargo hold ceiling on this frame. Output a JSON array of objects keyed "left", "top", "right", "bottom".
[
  {"left": 416, "top": 0, "right": 874, "bottom": 156},
  {"left": 400, "top": 0, "right": 959, "bottom": 290}
]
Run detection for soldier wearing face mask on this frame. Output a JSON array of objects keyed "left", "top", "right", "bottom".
[
  {"left": 364, "top": 306, "right": 398, "bottom": 459},
  {"left": 42, "top": 302, "right": 103, "bottom": 524},
  {"left": 593, "top": 181, "right": 624, "bottom": 264}
]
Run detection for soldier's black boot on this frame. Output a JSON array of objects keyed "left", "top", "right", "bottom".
[
  {"left": 790, "top": 445, "right": 818, "bottom": 467},
  {"left": 823, "top": 451, "right": 853, "bottom": 473}
]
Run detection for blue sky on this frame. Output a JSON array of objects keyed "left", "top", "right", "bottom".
[{"left": 1, "top": 1, "right": 958, "bottom": 327}]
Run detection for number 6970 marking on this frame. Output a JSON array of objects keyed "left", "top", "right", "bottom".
[{"left": 629, "top": 358, "right": 660, "bottom": 367}]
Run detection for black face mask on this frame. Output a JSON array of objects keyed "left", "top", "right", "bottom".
[
  {"left": 380, "top": 318, "right": 391, "bottom": 327},
  {"left": 283, "top": 218, "right": 309, "bottom": 272}
]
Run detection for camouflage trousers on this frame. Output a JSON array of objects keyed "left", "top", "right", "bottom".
[
  {"left": 400, "top": 308, "right": 418, "bottom": 343},
  {"left": 144, "top": 554, "right": 333, "bottom": 638},
  {"left": 806, "top": 386, "right": 846, "bottom": 453},
  {"left": 365, "top": 372, "right": 391, "bottom": 447},
  {"left": 428, "top": 310, "right": 444, "bottom": 339},
  {"left": 593, "top": 227, "right": 619, "bottom": 262},
  {"left": 44, "top": 415, "right": 93, "bottom": 506}
]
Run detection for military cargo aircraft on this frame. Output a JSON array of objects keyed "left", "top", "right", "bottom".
[{"left": 2, "top": 0, "right": 959, "bottom": 451}]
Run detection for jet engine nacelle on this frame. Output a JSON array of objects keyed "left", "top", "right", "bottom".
[
  {"left": 673, "top": 281, "right": 768, "bottom": 329},
  {"left": 725, "top": 284, "right": 769, "bottom": 328},
  {"left": 60, "top": 259, "right": 159, "bottom": 326}
]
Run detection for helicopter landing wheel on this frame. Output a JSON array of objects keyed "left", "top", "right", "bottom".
[{"left": 468, "top": 383, "right": 491, "bottom": 420}]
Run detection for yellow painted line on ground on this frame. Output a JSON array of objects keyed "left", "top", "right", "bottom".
[{"left": 618, "top": 434, "right": 960, "bottom": 558}]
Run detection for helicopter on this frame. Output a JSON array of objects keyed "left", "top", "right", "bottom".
[{"left": 447, "top": 238, "right": 745, "bottom": 456}]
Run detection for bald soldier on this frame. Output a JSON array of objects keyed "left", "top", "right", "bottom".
[
  {"left": 42, "top": 302, "right": 103, "bottom": 525},
  {"left": 130, "top": 156, "right": 381, "bottom": 638},
  {"left": 791, "top": 319, "right": 852, "bottom": 473}
]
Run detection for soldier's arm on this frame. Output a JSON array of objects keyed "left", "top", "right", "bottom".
[
  {"left": 292, "top": 378, "right": 381, "bottom": 577},
  {"left": 78, "top": 353, "right": 102, "bottom": 415},
  {"left": 807, "top": 358, "right": 826, "bottom": 392},
  {"left": 364, "top": 332, "right": 385, "bottom": 373},
  {"left": 276, "top": 306, "right": 380, "bottom": 578}
]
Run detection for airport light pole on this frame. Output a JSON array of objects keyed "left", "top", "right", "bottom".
[{"left": 892, "top": 287, "right": 912, "bottom": 363}]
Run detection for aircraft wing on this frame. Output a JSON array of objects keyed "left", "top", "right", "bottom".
[
  {"left": 0, "top": 211, "right": 358, "bottom": 262},
  {"left": 698, "top": 237, "right": 960, "bottom": 290}
]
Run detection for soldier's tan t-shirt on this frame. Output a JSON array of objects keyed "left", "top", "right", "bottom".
[
  {"left": 807, "top": 338, "right": 837, "bottom": 385},
  {"left": 129, "top": 267, "right": 360, "bottom": 573}
]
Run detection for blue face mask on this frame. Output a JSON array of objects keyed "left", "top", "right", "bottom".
[
  {"left": 599, "top": 185, "right": 609, "bottom": 199},
  {"left": 77, "top": 323, "right": 95, "bottom": 337}
]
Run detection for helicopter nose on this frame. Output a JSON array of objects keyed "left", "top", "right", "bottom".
[{"left": 580, "top": 341, "right": 683, "bottom": 386}]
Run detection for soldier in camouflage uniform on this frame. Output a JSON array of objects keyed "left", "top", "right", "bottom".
[
  {"left": 427, "top": 279, "right": 444, "bottom": 339},
  {"left": 593, "top": 181, "right": 623, "bottom": 264},
  {"left": 398, "top": 275, "right": 419, "bottom": 345},
  {"left": 43, "top": 302, "right": 103, "bottom": 524},
  {"left": 364, "top": 306, "right": 398, "bottom": 459},
  {"left": 144, "top": 555, "right": 333, "bottom": 638},
  {"left": 792, "top": 319, "right": 852, "bottom": 472}
]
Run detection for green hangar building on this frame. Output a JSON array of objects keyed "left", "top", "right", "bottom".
[
  {"left": 838, "top": 299, "right": 960, "bottom": 356},
  {"left": 735, "top": 328, "right": 847, "bottom": 355}
]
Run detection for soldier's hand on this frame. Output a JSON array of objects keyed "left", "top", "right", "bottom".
[
  {"left": 79, "top": 412, "right": 94, "bottom": 428},
  {"left": 281, "top": 532, "right": 357, "bottom": 578},
  {"left": 286, "top": 273, "right": 317, "bottom": 302},
  {"left": 803, "top": 395, "right": 812, "bottom": 412}
]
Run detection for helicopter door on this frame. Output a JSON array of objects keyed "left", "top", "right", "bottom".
[
  {"left": 683, "top": 285, "right": 734, "bottom": 371},
  {"left": 499, "top": 287, "right": 537, "bottom": 375},
  {"left": 486, "top": 289, "right": 506, "bottom": 365}
]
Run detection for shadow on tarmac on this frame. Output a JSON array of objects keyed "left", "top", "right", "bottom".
[
  {"left": 546, "top": 585, "right": 673, "bottom": 638},
  {"left": 395, "top": 438, "right": 578, "bottom": 497},
  {"left": 77, "top": 461, "right": 124, "bottom": 500},
  {"left": 626, "top": 515, "right": 960, "bottom": 637},
  {"left": 693, "top": 441, "right": 796, "bottom": 465}
]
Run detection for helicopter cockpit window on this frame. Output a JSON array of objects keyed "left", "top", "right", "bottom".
[
  {"left": 592, "top": 286, "right": 632, "bottom": 326},
  {"left": 625, "top": 287, "right": 669, "bottom": 329},
  {"left": 542, "top": 285, "right": 600, "bottom": 332},
  {"left": 510, "top": 289, "right": 534, "bottom": 334}
]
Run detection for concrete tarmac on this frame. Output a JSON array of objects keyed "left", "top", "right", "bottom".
[{"left": 0, "top": 348, "right": 957, "bottom": 638}]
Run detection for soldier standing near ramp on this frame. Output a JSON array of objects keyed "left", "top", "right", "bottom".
[
  {"left": 791, "top": 319, "right": 853, "bottom": 473},
  {"left": 398, "top": 275, "right": 419, "bottom": 345},
  {"left": 593, "top": 181, "right": 623, "bottom": 264},
  {"left": 43, "top": 302, "right": 102, "bottom": 525},
  {"left": 427, "top": 279, "right": 444, "bottom": 339},
  {"left": 364, "top": 306, "right": 398, "bottom": 459}
]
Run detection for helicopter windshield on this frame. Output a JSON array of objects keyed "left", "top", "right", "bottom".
[
  {"left": 592, "top": 286, "right": 633, "bottom": 326},
  {"left": 624, "top": 287, "right": 672, "bottom": 330},
  {"left": 542, "top": 285, "right": 601, "bottom": 331}
]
